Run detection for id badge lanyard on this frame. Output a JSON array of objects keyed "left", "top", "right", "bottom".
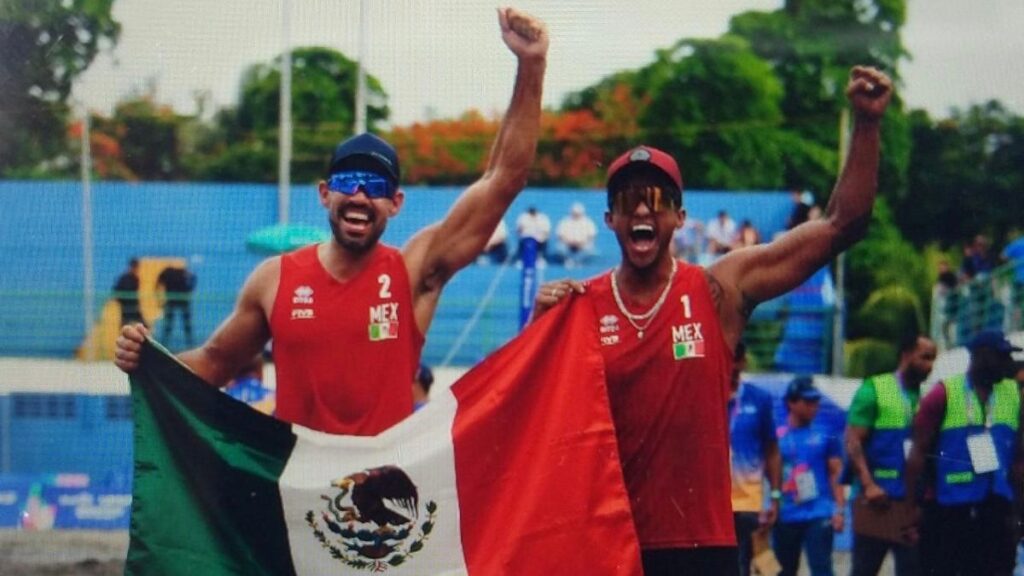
[{"left": 964, "top": 379, "right": 1000, "bottom": 475}]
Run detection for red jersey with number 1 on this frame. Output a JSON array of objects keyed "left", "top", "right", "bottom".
[
  {"left": 270, "top": 244, "right": 422, "bottom": 435},
  {"left": 587, "top": 260, "right": 736, "bottom": 549}
]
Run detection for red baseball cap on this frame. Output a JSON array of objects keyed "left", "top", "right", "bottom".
[{"left": 606, "top": 145, "right": 683, "bottom": 191}]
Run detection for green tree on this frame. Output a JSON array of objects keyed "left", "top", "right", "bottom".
[
  {"left": 729, "top": 0, "right": 910, "bottom": 202},
  {"left": 196, "top": 47, "right": 389, "bottom": 182},
  {"left": 901, "top": 102, "right": 1024, "bottom": 247},
  {"left": 0, "top": 0, "right": 120, "bottom": 176}
]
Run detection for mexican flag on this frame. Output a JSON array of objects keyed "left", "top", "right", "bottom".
[{"left": 126, "top": 300, "right": 641, "bottom": 575}]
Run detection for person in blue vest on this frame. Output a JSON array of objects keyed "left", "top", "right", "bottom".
[
  {"left": 904, "top": 329, "right": 1022, "bottom": 576},
  {"left": 733, "top": 340, "right": 778, "bottom": 573},
  {"left": 775, "top": 376, "right": 845, "bottom": 576},
  {"left": 845, "top": 333, "right": 937, "bottom": 576},
  {"left": 729, "top": 342, "right": 782, "bottom": 576}
]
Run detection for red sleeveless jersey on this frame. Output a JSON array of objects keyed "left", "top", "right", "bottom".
[
  {"left": 270, "top": 244, "right": 423, "bottom": 435},
  {"left": 586, "top": 261, "right": 736, "bottom": 549}
]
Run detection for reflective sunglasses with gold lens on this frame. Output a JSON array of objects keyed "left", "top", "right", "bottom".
[{"left": 610, "top": 184, "right": 679, "bottom": 214}]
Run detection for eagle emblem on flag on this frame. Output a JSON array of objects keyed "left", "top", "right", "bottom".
[{"left": 305, "top": 465, "right": 438, "bottom": 572}]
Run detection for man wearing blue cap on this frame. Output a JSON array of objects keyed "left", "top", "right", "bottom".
[
  {"left": 905, "top": 330, "right": 1022, "bottom": 576},
  {"left": 114, "top": 7, "right": 549, "bottom": 436},
  {"left": 774, "top": 375, "right": 845, "bottom": 576}
]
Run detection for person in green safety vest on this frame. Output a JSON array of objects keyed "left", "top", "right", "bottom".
[
  {"left": 905, "top": 330, "right": 1022, "bottom": 576},
  {"left": 845, "top": 334, "right": 937, "bottom": 576}
]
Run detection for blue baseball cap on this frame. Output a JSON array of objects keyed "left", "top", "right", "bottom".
[
  {"left": 785, "top": 375, "right": 822, "bottom": 401},
  {"left": 967, "top": 330, "right": 1022, "bottom": 354},
  {"left": 327, "top": 132, "right": 400, "bottom": 184}
]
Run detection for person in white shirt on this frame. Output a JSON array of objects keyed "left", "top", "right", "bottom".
[
  {"left": 516, "top": 205, "right": 551, "bottom": 262},
  {"left": 555, "top": 202, "right": 598, "bottom": 267},
  {"left": 706, "top": 209, "right": 737, "bottom": 257}
]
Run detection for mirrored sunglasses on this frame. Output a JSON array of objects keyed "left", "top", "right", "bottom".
[
  {"left": 327, "top": 171, "right": 396, "bottom": 199},
  {"left": 610, "top": 184, "right": 678, "bottom": 214}
]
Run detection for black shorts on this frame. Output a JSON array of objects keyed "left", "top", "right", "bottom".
[{"left": 641, "top": 546, "right": 739, "bottom": 576}]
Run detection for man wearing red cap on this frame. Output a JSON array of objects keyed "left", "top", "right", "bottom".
[
  {"left": 113, "top": 8, "right": 549, "bottom": 436},
  {"left": 534, "top": 65, "right": 892, "bottom": 574}
]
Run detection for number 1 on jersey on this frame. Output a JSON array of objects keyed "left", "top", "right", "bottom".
[{"left": 681, "top": 294, "right": 692, "bottom": 319}]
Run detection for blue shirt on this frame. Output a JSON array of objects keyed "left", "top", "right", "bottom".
[
  {"left": 729, "top": 383, "right": 777, "bottom": 512},
  {"left": 1003, "top": 238, "right": 1024, "bottom": 283},
  {"left": 778, "top": 423, "right": 841, "bottom": 522}
]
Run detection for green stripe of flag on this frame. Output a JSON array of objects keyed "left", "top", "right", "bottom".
[{"left": 127, "top": 340, "right": 297, "bottom": 576}]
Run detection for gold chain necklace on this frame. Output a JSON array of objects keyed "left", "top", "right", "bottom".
[{"left": 610, "top": 258, "right": 677, "bottom": 339}]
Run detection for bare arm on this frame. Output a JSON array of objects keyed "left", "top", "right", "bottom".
[
  {"left": 829, "top": 455, "right": 847, "bottom": 530},
  {"left": 403, "top": 8, "right": 547, "bottom": 332},
  {"left": 706, "top": 66, "right": 892, "bottom": 346},
  {"left": 176, "top": 258, "right": 277, "bottom": 386},
  {"left": 762, "top": 438, "right": 782, "bottom": 527},
  {"left": 845, "top": 424, "right": 890, "bottom": 506},
  {"left": 904, "top": 412, "right": 939, "bottom": 504}
]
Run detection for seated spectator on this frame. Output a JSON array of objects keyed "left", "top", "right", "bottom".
[
  {"left": 672, "top": 217, "right": 704, "bottom": 264},
  {"left": 515, "top": 205, "right": 551, "bottom": 264},
  {"left": 706, "top": 209, "right": 737, "bottom": 257},
  {"left": 555, "top": 202, "right": 598, "bottom": 268},
  {"left": 732, "top": 219, "right": 761, "bottom": 250},
  {"left": 479, "top": 219, "right": 509, "bottom": 265}
]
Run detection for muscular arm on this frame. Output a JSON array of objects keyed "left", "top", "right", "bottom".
[
  {"left": 706, "top": 66, "right": 892, "bottom": 347},
  {"left": 177, "top": 258, "right": 276, "bottom": 386},
  {"left": 403, "top": 8, "right": 547, "bottom": 334}
]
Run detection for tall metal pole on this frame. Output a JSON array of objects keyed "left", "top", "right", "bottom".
[
  {"left": 354, "top": 0, "right": 368, "bottom": 134},
  {"left": 832, "top": 107, "right": 851, "bottom": 376},
  {"left": 277, "top": 0, "right": 293, "bottom": 225},
  {"left": 80, "top": 103, "right": 96, "bottom": 360}
]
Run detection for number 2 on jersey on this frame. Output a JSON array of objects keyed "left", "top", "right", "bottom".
[{"left": 378, "top": 274, "right": 392, "bottom": 299}]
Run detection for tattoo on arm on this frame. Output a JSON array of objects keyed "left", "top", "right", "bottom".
[
  {"left": 705, "top": 271, "right": 724, "bottom": 312},
  {"left": 705, "top": 270, "right": 755, "bottom": 320}
]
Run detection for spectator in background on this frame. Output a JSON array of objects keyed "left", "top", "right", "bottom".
[
  {"left": 555, "top": 202, "right": 597, "bottom": 268},
  {"left": 904, "top": 330, "right": 1021, "bottom": 576},
  {"left": 113, "top": 257, "right": 145, "bottom": 327},
  {"left": 413, "top": 364, "right": 434, "bottom": 411},
  {"left": 844, "top": 334, "right": 937, "bottom": 576},
  {"left": 1001, "top": 230, "right": 1024, "bottom": 326},
  {"left": 775, "top": 376, "right": 845, "bottom": 576},
  {"left": 480, "top": 219, "right": 509, "bottom": 265},
  {"left": 935, "top": 259, "right": 960, "bottom": 348},
  {"left": 672, "top": 216, "right": 704, "bottom": 264},
  {"left": 960, "top": 234, "right": 995, "bottom": 282},
  {"left": 156, "top": 263, "right": 196, "bottom": 347},
  {"left": 224, "top": 354, "right": 274, "bottom": 415},
  {"left": 787, "top": 191, "right": 815, "bottom": 230},
  {"left": 729, "top": 342, "right": 782, "bottom": 576},
  {"left": 733, "top": 219, "right": 761, "bottom": 250},
  {"left": 706, "top": 209, "right": 737, "bottom": 257},
  {"left": 515, "top": 205, "right": 551, "bottom": 263}
]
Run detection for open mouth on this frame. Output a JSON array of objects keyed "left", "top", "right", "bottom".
[
  {"left": 629, "top": 224, "right": 655, "bottom": 243},
  {"left": 340, "top": 208, "right": 374, "bottom": 234}
]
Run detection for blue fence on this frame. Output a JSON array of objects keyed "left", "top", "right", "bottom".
[{"left": 0, "top": 180, "right": 800, "bottom": 366}]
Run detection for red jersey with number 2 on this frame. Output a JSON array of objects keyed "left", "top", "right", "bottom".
[
  {"left": 270, "top": 244, "right": 422, "bottom": 435},
  {"left": 587, "top": 260, "right": 736, "bottom": 549}
]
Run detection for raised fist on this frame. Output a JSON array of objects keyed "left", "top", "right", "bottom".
[
  {"left": 846, "top": 65, "right": 893, "bottom": 122},
  {"left": 498, "top": 7, "right": 548, "bottom": 61}
]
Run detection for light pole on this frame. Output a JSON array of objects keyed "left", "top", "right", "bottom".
[
  {"left": 278, "top": 0, "right": 293, "bottom": 225},
  {"left": 80, "top": 101, "right": 96, "bottom": 360}
]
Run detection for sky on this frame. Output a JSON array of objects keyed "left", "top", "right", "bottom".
[{"left": 73, "top": 0, "right": 1024, "bottom": 126}]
